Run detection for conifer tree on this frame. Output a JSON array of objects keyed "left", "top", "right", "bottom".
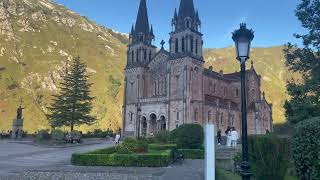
[
  {"left": 284, "top": 0, "right": 320, "bottom": 124},
  {"left": 48, "top": 56, "right": 96, "bottom": 131}
]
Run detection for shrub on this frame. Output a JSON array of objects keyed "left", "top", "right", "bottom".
[
  {"left": 247, "top": 135, "right": 290, "bottom": 180},
  {"left": 71, "top": 149, "right": 172, "bottom": 167},
  {"left": 153, "top": 131, "right": 171, "bottom": 143},
  {"left": 291, "top": 117, "right": 320, "bottom": 180},
  {"left": 148, "top": 144, "right": 177, "bottom": 150},
  {"left": 36, "top": 129, "right": 50, "bottom": 141},
  {"left": 116, "top": 138, "right": 148, "bottom": 154},
  {"left": 51, "top": 129, "right": 65, "bottom": 141},
  {"left": 178, "top": 149, "right": 204, "bottom": 159},
  {"left": 170, "top": 124, "right": 204, "bottom": 149}
]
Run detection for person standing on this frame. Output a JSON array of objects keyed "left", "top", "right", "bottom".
[
  {"left": 231, "top": 127, "right": 239, "bottom": 148},
  {"left": 217, "top": 130, "right": 222, "bottom": 146},
  {"left": 227, "top": 128, "right": 232, "bottom": 147},
  {"left": 15, "top": 129, "right": 19, "bottom": 140},
  {"left": 114, "top": 133, "right": 121, "bottom": 145}
]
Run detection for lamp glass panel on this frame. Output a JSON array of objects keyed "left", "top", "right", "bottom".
[{"left": 237, "top": 38, "right": 250, "bottom": 58}]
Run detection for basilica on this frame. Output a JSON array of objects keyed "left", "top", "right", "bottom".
[{"left": 122, "top": 0, "right": 273, "bottom": 137}]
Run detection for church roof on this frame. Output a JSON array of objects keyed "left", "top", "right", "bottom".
[
  {"left": 135, "top": 0, "right": 150, "bottom": 35},
  {"left": 178, "top": 0, "right": 196, "bottom": 21}
]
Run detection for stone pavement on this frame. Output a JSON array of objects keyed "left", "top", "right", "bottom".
[
  {"left": 5, "top": 160, "right": 204, "bottom": 180},
  {"left": 0, "top": 140, "right": 114, "bottom": 178},
  {"left": 0, "top": 141, "right": 204, "bottom": 180}
]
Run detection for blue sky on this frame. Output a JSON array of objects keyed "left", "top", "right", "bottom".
[{"left": 54, "top": 0, "right": 306, "bottom": 48}]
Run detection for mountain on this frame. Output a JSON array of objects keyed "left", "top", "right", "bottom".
[
  {"left": 0, "top": 0, "right": 128, "bottom": 132},
  {"left": 0, "top": 0, "right": 288, "bottom": 133}
]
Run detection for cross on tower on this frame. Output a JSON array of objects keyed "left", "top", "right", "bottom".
[{"left": 160, "top": 40, "right": 165, "bottom": 49}]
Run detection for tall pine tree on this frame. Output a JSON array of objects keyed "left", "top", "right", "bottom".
[
  {"left": 284, "top": 0, "right": 320, "bottom": 124},
  {"left": 48, "top": 56, "right": 96, "bottom": 131}
]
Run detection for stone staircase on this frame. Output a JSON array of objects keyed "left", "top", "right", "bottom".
[{"left": 215, "top": 146, "right": 241, "bottom": 171}]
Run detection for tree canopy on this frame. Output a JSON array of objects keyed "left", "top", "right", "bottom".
[
  {"left": 284, "top": 0, "right": 320, "bottom": 124},
  {"left": 48, "top": 56, "right": 96, "bottom": 131}
]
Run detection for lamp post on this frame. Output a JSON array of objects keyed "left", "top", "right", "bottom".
[
  {"left": 137, "top": 107, "right": 142, "bottom": 139},
  {"left": 232, "top": 23, "right": 254, "bottom": 180}
]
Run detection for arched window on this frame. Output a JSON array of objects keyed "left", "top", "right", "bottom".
[
  {"left": 208, "top": 111, "right": 211, "bottom": 123},
  {"left": 136, "top": 50, "right": 139, "bottom": 62},
  {"left": 153, "top": 81, "right": 156, "bottom": 96},
  {"left": 149, "top": 51, "right": 152, "bottom": 61},
  {"left": 175, "top": 38, "right": 179, "bottom": 53},
  {"left": 139, "top": 34, "right": 144, "bottom": 41},
  {"left": 176, "top": 111, "right": 179, "bottom": 121},
  {"left": 220, "top": 112, "right": 224, "bottom": 125},
  {"left": 224, "top": 87, "right": 227, "bottom": 97},
  {"left": 143, "top": 49, "right": 147, "bottom": 61},
  {"left": 190, "top": 37, "right": 194, "bottom": 53},
  {"left": 213, "top": 84, "right": 216, "bottom": 93},
  {"left": 131, "top": 50, "right": 134, "bottom": 62},
  {"left": 182, "top": 37, "right": 185, "bottom": 52},
  {"left": 236, "top": 88, "right": 239, "bottom": 97},
  {"left": 195, "top": 39, "right": 198, "bottom": 55},
  {"left": 231, "top": 114, "right": 234, "bottom": 126},
  {"left": 186, "top": 20, "right": 190, "bottom": 28},
  {"left": 129, "top": 112, "right": 133, "bottom": 124},
  {"left": 194, "top": 108, "right": 198, "bottom": 122}
]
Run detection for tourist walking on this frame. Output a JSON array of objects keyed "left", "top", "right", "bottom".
[
  {"left": 231, "top": 127, "right": 239, "bottom": 148},
  {"left": 114, "top": 133, "right": 121, "bottom": 145},
  {"left": 217, "top": 130, "right": 222, "bottom": 146}
]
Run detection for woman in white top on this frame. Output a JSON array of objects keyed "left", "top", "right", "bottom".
[{"left": 231, "top": 127, "right": 239, "bottom": 148}]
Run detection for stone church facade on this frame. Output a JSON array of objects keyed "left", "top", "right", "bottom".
[{"left": 122, "top": 0, "right": 273, "bottom": 137}]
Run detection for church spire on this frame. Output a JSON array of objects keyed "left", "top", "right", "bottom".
[
  {"left": 135, "top": 0, "right": 149, "bottom": 35},
  {"left": 130, "top": 0, "right": 154, "bottom": 45},
  {"left": 178, "top": 0, "right": 196, "bottom": 20},
  {"left": 173, "top": 0, "right": 201, "bottom": 32}
]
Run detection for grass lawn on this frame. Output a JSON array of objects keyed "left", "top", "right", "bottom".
[
  {"left": 216, "top": 168, "right": 298, "bottom": 180},
  {"left": 216, "top": 168, "right": 241, "bottom": 180}
]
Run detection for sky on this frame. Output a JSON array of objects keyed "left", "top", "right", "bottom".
[{"left": 54, "top": 0, "right": 306, "bottom": 48}]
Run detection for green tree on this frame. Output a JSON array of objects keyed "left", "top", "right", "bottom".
[
  {"left": 48, "top": 56, "right": 96, "bottom": 131},
  {"left": 284, "top": 0, "right": 320, "bottom": 124}
]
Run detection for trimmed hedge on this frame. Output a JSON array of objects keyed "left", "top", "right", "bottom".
[
  {"left": 148, "top": 144, "right": 177, "bottom": 150},
  {"left": 89, "top": 147, "right": 117, "bottom": 154},
  {"left": 291, "top": 117, "right": 320, "bottom": 180},
  {"left": 171, "top": 124, "right": 204, "bottom": 149},
  {"left": 71, "top": 149, "right": 172, "bottom": 167},
  {"left": 178, "top": 149, "right": 204, "bottom": 159}
]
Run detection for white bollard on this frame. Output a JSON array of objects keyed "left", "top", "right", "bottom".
[{"left": 205, "top": 124, "right": 215, "bottom": 180}]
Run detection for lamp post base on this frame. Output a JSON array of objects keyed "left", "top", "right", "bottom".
[{"left": 240, "top": 161, "right": 252, "bottom": 180}]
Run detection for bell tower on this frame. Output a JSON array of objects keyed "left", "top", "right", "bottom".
[
  {"left": 169, "top": 0, "right": 203, "bottom": 60},
  {"left": 127, "top": 0, "right": 157, "bottom": 69}
]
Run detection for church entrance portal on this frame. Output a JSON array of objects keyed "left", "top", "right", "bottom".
[{"left": 159, "top": 116, "right": 166, "bottom": 131}]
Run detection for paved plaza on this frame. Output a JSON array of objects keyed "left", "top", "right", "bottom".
[{"left": 0, "top": 140, "right": 204, "bottom": 180}]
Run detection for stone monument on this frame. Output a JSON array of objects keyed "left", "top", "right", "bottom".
[{"left": 11, "top": 99, "right": 24, "bottom": 139}]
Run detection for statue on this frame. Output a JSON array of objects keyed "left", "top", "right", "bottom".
[
  {"left": 11, "top": 98, "right": 25, "bottom": 139},
  {"left": 16, "top": 98, "right": 24, "bottom": 119}
]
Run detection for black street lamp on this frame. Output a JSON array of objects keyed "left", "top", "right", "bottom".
[
  {"left": 232, "top": 23, "right": 254, "bottom": 180},
  {"left": 137, "top": 107, "right": 142, "bottom": 139}
]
